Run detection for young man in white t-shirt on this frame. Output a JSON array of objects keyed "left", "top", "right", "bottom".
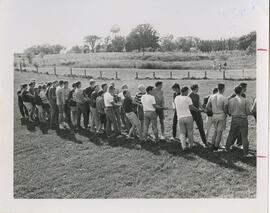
[
  {"left": 104, "top": 85, "right": 121, "bottom": 137},
  {"left": 174, "top": 86, "right": 199, "bottom": 151},
  {"left": 141, "top": 86, "right": 158, "bottom": 141}
]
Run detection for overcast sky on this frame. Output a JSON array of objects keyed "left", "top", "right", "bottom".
[{"left": 1, "top": 0, "right": 266, "bottom": 52}]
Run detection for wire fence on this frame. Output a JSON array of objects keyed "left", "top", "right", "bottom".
[{"left": 15, "top": 63, "right": 256, "bottom": 81}]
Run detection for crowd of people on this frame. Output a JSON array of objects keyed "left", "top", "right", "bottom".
[{"left": 17, "top": 78, "right": 257, "bottom": 157}]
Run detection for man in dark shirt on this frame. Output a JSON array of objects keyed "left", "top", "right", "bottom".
[
  {"left": 189, "top": 84, "right": 207, "bottom": 146},
  {"left": 83, "top": 79, "right": 96, "bottom": 128},
  {"left": 22, "top": 84, "right": 34, "bottom": 121},
  {"left": 48, "top": 80, "right": 58, "bottom": 129},
  {"left": 171, "top": 83, "right": 181, "bottom": 140},
  {"left": 17, "top": 84, "right": 29, "bottom": 119},
  {"left": 123, "top": 90, "right": 142, "bottom": 139},
  {"left": 89, "top": 85, "right": 100, "bottom": 132}
]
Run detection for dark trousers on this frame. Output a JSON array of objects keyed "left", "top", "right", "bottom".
[
  {"left": 18, "top": 96, "right": 28, "bottom": 117},
  {"left": 50, "top": 104, "right": 58, "bottom": 128},
  {"left": 191, "top": 111, "right": 207, "bottom": 145},
  {"left": 64, "top": 103, "right": 71, "bottom": 124},
  {"left": 226, "top": 117, "right": 249, "bottom": 155},
  {"left": 172, "top": 110, "right": 178, "bottom": 138},
  {"left": 85, "top": 104, "right": 90, "bottom": 127},
  {"left": 99, "top": 113, "right": 107, "bottom": 129},
  {"left": 77, "top": 103, "right": 88, "bottom": 128},
  {"left": 105, "top": 107, "right": 120, "bottom": 136}
]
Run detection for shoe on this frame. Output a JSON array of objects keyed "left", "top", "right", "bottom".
[
  {"left": 160, "top": 135, "right": 166, "bottom": 140},
  {"left": 243, "top": 153, "right": 253, "bottom": 158}
]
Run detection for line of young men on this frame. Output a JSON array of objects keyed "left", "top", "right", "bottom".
[{"left": 17, "top": 79, "right": 256, "bottom": 156}]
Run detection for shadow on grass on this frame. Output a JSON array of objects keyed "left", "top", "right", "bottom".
[
  {"left": 76, "top": 129, "right": 257, "bottom": 171},
  {"left": 56, "top": 128, "right": 82, "bottom": 144}
]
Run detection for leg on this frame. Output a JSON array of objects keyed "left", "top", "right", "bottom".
[
  {"left": 225, "top": 118, "right": 239, "bottom": 151},
  {"left": 239, "top": 118, "right": 249, "bottom": 156},
  {"left": 105, "top": 110, "right": 112, "bottom": 136},
  {"left": 179, "top": 118, "right": 187, "bottom": 150},
  {"left": 186, "top": 117, "right": 194, "bottom": 147},
  {"left": 214, "top": 120, "right": 225, "bottom": 148},
  {"left": 143, "top": 112, "right": 150, "bottom": 139},
  {"left": 195, "top": 112, "right": 207, "bottom": 145},
  {"left": 18, "top": 97, "right": 25, "bottom": 118},
  {"left": 205, "top": 116, "right": 213, "bottom": 141},
  {"left": 150, "top": 112, "right": 158, "bottom": 140},
  {"left": 172, "top": 111, "right": 177, "bottom": 138},
  {"left": 160, "top": 119, "right": 165, "bottom": 137}
]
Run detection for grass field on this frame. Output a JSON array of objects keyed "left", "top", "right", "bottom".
[
  {"left": 15, "top": 51, "right": 256, "bottom": 71},
  {"left": 14, "top": 71, "right": 256, "bottom": 198}
]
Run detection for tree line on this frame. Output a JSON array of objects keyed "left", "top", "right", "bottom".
[{"left": 23, "top": 24, "right": 256, "bottom": 59}]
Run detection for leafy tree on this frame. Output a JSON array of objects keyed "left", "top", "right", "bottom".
[
  {"left": 160, "top": 35, "right": 176, "bottom": 51},
  {"left": 111, "top": 36, "right": 125, "bottom": 52},
  {"left": 126, "top": 24, "right": 159, "bottom": 52},
  {"left": 69, "top": 45, "right": 83, "bottom": 53},
  {"left": 83, "top": 35, "right": 101, "bottom": 52},
  {"left": 24, "top": 44, "right": 65, "bottom": 56}
]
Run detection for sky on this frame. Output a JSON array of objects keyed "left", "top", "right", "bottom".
[{"left": 1, "top": 0, "right": 266, "bottom": 52}]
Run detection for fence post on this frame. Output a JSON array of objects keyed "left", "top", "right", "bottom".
[
  {"left": 19, "top": 62, "right": 22, "bottom": 72},
  {"left": 100, "top": 71, "right": 103, "bottom": 79},
  {"left": 84, "top": 69, "right": 86, "bottom": 78},
  {"left": 223, "top": 70, "right": 226, "bottom": 80},
  {"left": 70, "top": 67, "right": 73, "bottom": 76},
  {"left": 187, "top": 71, "right": 190, "bottom": 79},
  {"left": 36, "top": 65, "right": 39, "bottom": 73},
  {"left": 170, "top": 71, "right": 172, "bottom": 79},
  {"left": 135, "top": 72, "right": 138, "bottom": 79},
  {"left": 53, "top": 64, "right": 56, "bottom": 75},
  {"left": 204, "top": 70, "right": 207, "bottom": 79},
  {"left": 115, "top": 71, "right": 118, "bottom": 79},
  {"left": 242, "top": 69, "right": 245, "bottom": 78},
  {"left": 153, "top": 72, "right": 156, "bottom": 79}
]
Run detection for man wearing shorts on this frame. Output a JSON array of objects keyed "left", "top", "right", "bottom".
[
  {"left": 141, "top": 86, "right": 159, "bottom": 141},
  {"left": 123, "top": 90, "right": 142, "bottom": 139},
  {"left": 206, "top": 83, "right": 228, "bottom": 151},
  {"left": 152, "top": 81, "right": 166, "bottom": 139},
  {"left": 174, "top": 86, "right": 199, "bottom": 151}
]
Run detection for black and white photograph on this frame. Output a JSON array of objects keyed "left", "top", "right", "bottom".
[{"left": 0, "top": 0, "right": 269, "bottom": 212}]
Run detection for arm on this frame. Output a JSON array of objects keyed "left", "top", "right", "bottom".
[{"left": 189, "top": 104, "right": 199, "bottom": 112}]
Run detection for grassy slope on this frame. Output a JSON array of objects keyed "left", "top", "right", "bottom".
[{"left": 14, "top": 72, "right": 256, "bottom": 198}]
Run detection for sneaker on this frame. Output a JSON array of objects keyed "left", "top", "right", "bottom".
[
  {"left": 160, "top": 135, "right": 166, "bottom": 140},
  {"left": 243, "top": 153, "right": 253, "bottom": 158},
  {"left": 59, "top": 123, "right": 65, "bottom": 130}
]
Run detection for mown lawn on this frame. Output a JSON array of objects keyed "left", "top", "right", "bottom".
[{"left": 14, "top": 71, "right": 256, "bottom": 198}]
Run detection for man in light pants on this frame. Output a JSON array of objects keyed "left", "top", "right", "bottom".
[{"left": 174, "top": 86, "right": 199, "bottom": 151}]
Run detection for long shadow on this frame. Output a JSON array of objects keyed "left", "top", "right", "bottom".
[{"left": 56, "top": 128, "right": 82, "bottom": 144}]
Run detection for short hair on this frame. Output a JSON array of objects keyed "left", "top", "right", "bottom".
[
  {"left": 218, "top": 83, "right": 225, "bottom": 91},
  {"left": 72, "top": 82, "right": 77, "bottom": 88},
  {"left": 47, "top": 82, "right": 52, "bottom": 87},
  {"left": 181, "top": 86, "right": 189, "bottom": 93},
  {"left": 234, "top": 86, "right": 242, "bottom": 95},
  {"left": 98, "top": 90, "right": 104, "bottom": 96},
  {"left": 76, "top": 81, "right": 81, "bottom": 87},
  {"left": 213, "top": 88, "right": 218, "bottom": 94},
  {"left": 22, "top": 84, "right": 28, "bottom": 89},
  {"left": 146, "top": 86, "right": 154, "bottom": 93},
  {"left": 137, "top": 84, "right": 145, "bottom": 90},
  {"left": 190, "top": 84, "right": 198, "bottom": 91},
  {"left": 101, "top": 83, "right": 107, "bottom": 89},
  {"left": 155, "top": 81, "right": 163, "bottom": 87},
  {"left": 59, "top": 80, "right": 64, "bottom": 85},
  {"left": 121, "top": 84, "right": 128, "bottom": 89},
  {"left": 171, "top": 83, "right": 180, "bottom": 90},
  {"left": 239, "top": 82, "right": 247, "bottom": 88},
  {"left": 123, "top": 89, "right": 129, "bottom": 96},
  {"left": 108, "top": 85, "right": 115, "bottom": 91},
  {"left": 29, "top": 82, "right": 34, "bottom": 86},
  {"left": 64, "top": 80, "right": 68, "bottom": 84}
]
